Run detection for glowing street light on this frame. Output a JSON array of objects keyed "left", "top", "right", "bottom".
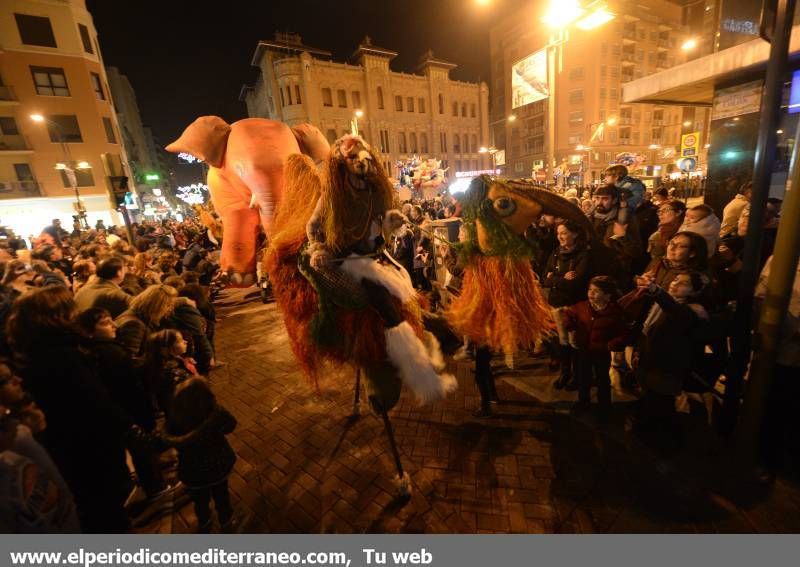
[
  {"left": 479, "top": 146, "right": 489, "bottom": 153},
  {"left": 681, "top": 38, "right": 698, "bottom": 51},
  {"left": 648, "top": 144, "right": 661, "bottom": 150},
  {"left": 30, "top": 113, "right": 45, "bottom": 123},
  {"left": 683, "top": 121, "right": 692, "bottom": 127},
  {"left": 542, "top": 0, "right": 584, "bottom": 29},
  {"left": 507, "top": 114, "right": 517, "bottom": 122},
  {"left": 576, "top": 7, "right": 615, "bottom": 30},
  {"left": 355, "top": 109, "right": 364, "bottom": 118},
  {"left": 606, "top": 117, "right": 617, "bottom": 126}
]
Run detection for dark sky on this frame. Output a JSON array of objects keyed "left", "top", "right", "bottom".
[{"left": 86, "top": 0, "right": 526, "bottom": 147}]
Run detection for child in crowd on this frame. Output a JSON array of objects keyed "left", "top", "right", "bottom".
[
  {"left": 161, "top": 378, "right": 241, "bottom": 532},
  {"left": 633, "top": 272, "right": 709, "bottom": 448},
  {"left": 679, "top": 204, "right": 720, "bottom": 258},
  {"left": 561, "top": 276, "right": 628, "bottom": 421},
  {"left": 145, "top": 330, "right": 197, "bottom": 417}
]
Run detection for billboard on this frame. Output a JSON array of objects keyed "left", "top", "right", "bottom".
[{"left": 512, "top": 49, "right": 548, "bottom": 109}]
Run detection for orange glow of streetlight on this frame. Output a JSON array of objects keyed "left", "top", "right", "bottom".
[
  {"left": 355, "top": 109, "right": 364, "bottom": 118},
  {"left": 507, "top": 114, "right": 517, "bottom": 122},
  {"left": 30, "top": 113, "right": 45, "bottom": 123},
  {"left": 542, "top": 0, "right": 584, "bottom": 29},
  {"left": 606, "top": 117, "right": 617, "bottom": 126},
  {"left": 576, "top": 7, "right": 615, "bottom": 30},
  {"left": 681, "top": 38, "right": 698, "bottom": 51}
]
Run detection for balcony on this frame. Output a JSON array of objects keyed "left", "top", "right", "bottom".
[
  {"left": 657, "top": 39, "right": 669, "bottom": 50},
  {"left": 0, "top": 180, "right": 41, "bottom": 196},
  {"left": 0, "top": 85, "right": 19, "bottom": 104},
  {"left": 621, "top": 52, "right": 635, "bottom": 64},
  {"left": 621, "top": 73, "right": 634, "bottom": 83},
  {"left": 623, "top": 29, "right": 636, "bottom": 42},
  {"left": 618, "top": 116, "right": 634, "bottom": 125},
  {"left": 619, "top": 138, "right": 632, "bottom": 145},
  {"left": 653, "top": 118, "right": 665, "bottom": 126},
  {"left": 0, "top": 134, "right": 33, "bottom": 153}
]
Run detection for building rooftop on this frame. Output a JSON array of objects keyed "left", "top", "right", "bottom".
[
  {"left": 416, "top": 49, "right": 457, "bottom": 72},
  {"left": 351, "top": 36, "right": 398, "bottom": 61},
  {"left": 250, "top": 32, "right": 332, "bottom": 66}
]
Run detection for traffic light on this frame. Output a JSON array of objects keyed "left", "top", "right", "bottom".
[{"left": 108, "top": 175, "right": 129, "bottom": 207}]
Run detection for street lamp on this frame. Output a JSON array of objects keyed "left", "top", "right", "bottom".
[
  {"left": 31, "top": 113, "right": 90, "bottom": 228},
  {"left": 681, "top": 38, "right": 698, "bottom": 51},
  {"left": 542, "top": 1, "right": 615, "bottom": 186}
]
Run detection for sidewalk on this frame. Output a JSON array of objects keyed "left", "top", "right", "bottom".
[{"left": 137, "top": 288, "right": 800, "bottom": 533}]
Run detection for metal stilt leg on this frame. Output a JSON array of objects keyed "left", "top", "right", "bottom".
[
  {"left": 351, "top": 368, "right": 362, "bottom": 417},
  {"left": 377, "top": 402, "right": 411, "bottom": 496}
]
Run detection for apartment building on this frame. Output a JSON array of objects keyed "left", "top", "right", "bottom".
[
  {"left": 240, "top": 33, "right": 491, "bottom": 178},
  {"left": 0, "top": 0, "right": 130, "bottom": 235},
  {"left": 490, "top": 0, "right": 708, "bottom": 185}
]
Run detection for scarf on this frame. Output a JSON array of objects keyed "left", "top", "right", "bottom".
[{"left": 658, "top": 217, "right": 682, "bottom": 246}]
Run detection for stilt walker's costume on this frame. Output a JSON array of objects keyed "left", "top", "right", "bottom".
[
  {"left": 265, "top": 136, "right": 455, "bottom": 492},
  {"left": 445, "top": 175, "right": 594, "bottom": 415}
]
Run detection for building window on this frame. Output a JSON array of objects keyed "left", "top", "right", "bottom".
[
  {"left": 326, "top": 129, "right": 337, "bottom": 144},
  {"left": 398, "top": 132, "right": 407, "bottom": 153},
  {"left": 14, "top": 13, "right": 57, "bottom": 47},
  {"left": 377, "top": 87, "right": 384, "bottom": 109},
  {"left": 452, "top": 101, "right": 458, "bottom": 116},
  {"left": 410, "top": 133, "right": 417, "bottom": 153},
  {"left": 46, "top": 115, "right": 82, "bottom": 142},
  {"left": 352, "top": 90, "right": 361, "bottom": 108},
  {"left": 438, "top": 93, "right": 444, "bottom": 114},
  {"left": 14, "top": 163, "right": 34, "bottom": 182},
  {"left": 456, "top": 160, "right": 462, "bottom": 172},
  {"left": 102, "top": 117, "right": 117, "bottom": 143},
  {"left": 454, "top": 134, "right": 461, "bottom": 153},
  {"left": 471, "top": 103, "right": 476, "bottom": 118},
  {"left": 90, "top": 72, "right": 105, "bottom": 100},
  {"left": 78, "top": 23, "right": 94, "bottom": 54},
  {"left": 420, "top": 133, "right": 429, "bottom": 153},
  {"left": 440, "top": 131, "right": 447, "bottom": 152},
  {"left": 600, "top": 65, "right": 607, "bottom": 77},
  {"left": 337, "top": 89, "right": 347, "bottom": 108},
  {"left": 295, "top": 85, "right": 302, "bottom": 104},
  {"left": 379, "top": 129, "right": 390, "bottom": 153},
  {"left": 471, "top": 134, "right": 478, "bottom": 154},
  {"left": 0, "top": 117, "right": 20, "bottom": 135},
  {"left": 610, "top": 88, "right": 618, "bottom": 100},
  {"left": 569, "top": 67, "right": 584, "bottom": 81},
  {"left": 407, "top": 97, "right": 414, "bottom": 112},
  {"left": 280, "top": 88, "right": 285, "bottom": 107},
  {"left": 568, "top": 134, "right": 582, "bottom": 145},
  {"left": 569, "top": 111, "right": 584, "bottom": 125},
  {"left": 322, "top": 88, "right": 332, "bottom": 107},
  {"left": 418, "top": 98, "right": 425, "bottom": 113},
  {"left": 286, "top": 86, "right": 292, "bottom": 105},
  {"left": 599, "top": 87, "right": 606, "bottom": 99},
  {"left": 395, "top": 95, "right": 403, "bottom": 111},
  {"left": 31, "top": 66, "right": 69, "bottom": 96},
  {"left": 568, "top": 89, "right": 584, "bottom": 104},
  {"left": 60, "top": 168, "right": 94, "bottom": 188},
  {"left": 461, "top": 103, "right": 467, "bottom": 117}
]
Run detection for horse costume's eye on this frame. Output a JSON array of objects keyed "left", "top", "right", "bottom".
[{"left": 493, "top": 197, "right": 516, "bottom": 217}]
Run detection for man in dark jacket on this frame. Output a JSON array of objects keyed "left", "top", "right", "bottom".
[
  {"left": 588, "top": 184, "right": 644, "bottom": 291},
  {"left": 74, "top": 256, "right": 131, "bottom": 317}
]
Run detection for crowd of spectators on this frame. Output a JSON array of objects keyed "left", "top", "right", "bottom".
[
  {"left": 391, "top": 166, "right": 796, "bottom": 472},
  {"left": 0, "top": 216, "right": 243, "bottom": 533}
]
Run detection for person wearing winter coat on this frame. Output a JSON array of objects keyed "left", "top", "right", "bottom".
[
  {"left": 679, "top": 205, "right": 720, "bottom": 259},
  {"left": 647, "top": 200, "right": 686, "bottom": 263},
  {"left": 161, "top": 378, "right": 240, "bottom": 532},
  {"left": 561, "top": 276, "right": 628, "bottom": 421}
]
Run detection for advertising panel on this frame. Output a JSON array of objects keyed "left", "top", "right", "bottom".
[{"left": 512, "top": 49, "right": 549, "bottom": 109}]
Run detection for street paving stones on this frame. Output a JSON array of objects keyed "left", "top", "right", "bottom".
[{"left": 139, "top": 288, "right": 800, "bottom": 533}]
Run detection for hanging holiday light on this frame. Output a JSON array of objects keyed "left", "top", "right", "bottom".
[{"left": 176, "top": 183, "right": 209, "bottom": 205}]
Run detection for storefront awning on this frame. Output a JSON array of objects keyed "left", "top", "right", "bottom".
[{"left": 622, "top": 25, "right": 800, "bottom": 106}]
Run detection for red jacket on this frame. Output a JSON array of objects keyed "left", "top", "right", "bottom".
[{"left": 562, "top": 300, "right": 628, "bottom": 354}]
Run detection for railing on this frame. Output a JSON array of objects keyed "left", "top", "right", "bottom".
[
  {"left": 618, "top": 116, "right": 634, "bottom": 125},
  {"left": 0, "top": 134, "right": 31, "bottom": 151},
  {"left": 621, "top": 52, "right": 635, "bottom": 63},
  {"left": 621, "top": 74, "right": 634, "bottom": 83},
  {"left": 657, "top": 39, "right": 669, "bottom": 49},
  {"left": 619, "top": 138, "right": 632, "bottom": 145},
  {"left": 0, "top": 85, "right": 16, "bottom": 101},
  {"left": 623, "top": 30, "right": 636, "bottom": 40},
  {"left": 0, "top": 180, "right": 41, "bottom": 195}
]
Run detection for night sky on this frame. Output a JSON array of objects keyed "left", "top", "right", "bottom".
[{"left": 86, "top": 0, "right": 527, "bottom": 149}]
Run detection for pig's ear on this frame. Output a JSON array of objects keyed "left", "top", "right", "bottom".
[{"left": 166, "top": 116, "right": 231, "bottom": 168}]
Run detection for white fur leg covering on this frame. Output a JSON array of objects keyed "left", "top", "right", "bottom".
[
  {"left": 385, "top": 322, "right": 457, "bottom": 404},
  {"left": 340, "top": 255, "right": 415, "bottom": 303}
]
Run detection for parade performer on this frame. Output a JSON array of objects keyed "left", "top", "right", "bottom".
[
  {"left": 445, "top": 175, "right": 594, "bottom": 416},
  {"left": 264, "top": 135, "right": 455, "bottom": 493}
]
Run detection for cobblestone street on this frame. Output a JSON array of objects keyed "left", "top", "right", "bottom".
[{"left": 142, "top": 289, "right": 800, "bottom": 534}]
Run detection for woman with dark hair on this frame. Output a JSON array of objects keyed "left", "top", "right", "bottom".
[
  {"left": 648, "top": 200, "right": 687, "bottom": 263},
  {"left": 543, "top": 220, "right": 591, "bottom": 389},
  {"left": 632, "top": 271, "right": 710, "bottom": 449},
  {"left": 6, "top": 287, "right": 132, "bottom": 532}
]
